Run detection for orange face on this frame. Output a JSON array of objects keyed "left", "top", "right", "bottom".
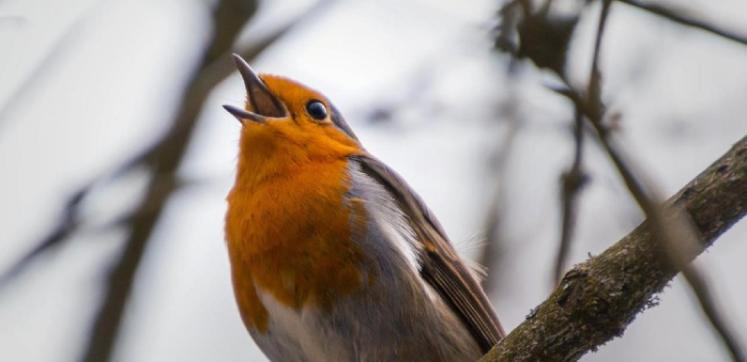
[{"left": 230, "top": 74, "right": 362, "bottom": 188}]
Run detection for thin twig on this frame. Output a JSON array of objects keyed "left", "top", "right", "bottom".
[
  {"left": 480, "top": 99, "right": 521, "bottom": 295},
  {"left": 681, "top": 264, "right": 746, "bottom": 361},
  {"left": 488, "top": 0, "right": 747, "bottom": 359},
  {"left": 591, "top": 119, "right": 746, "bottom": 362},
  {"left": 0, "top": 186, "right": 88, "bottom": 288},
  {"left": 0, "top": 1, "right": 102, "bottom": 128},
  {"left": 551, "top": 0, "right": 609, "bottom": 287},
  {"left": 569, "top": 2, "right": 745, "bottom": 359},
  {"left": 616, "top": 0, "right": 747, "bottom": 47},
  {"left": 587, "top": 0, "right": 612, "bottom": 120},
  {"left": 587, "top": 115, "right": 746, "bottom": 362},
  {"left": 552, "top": 106, "right": 586, "bottom": 285},
  {"left": 480, "top": 133, "right": 747, "bottom": 361}
]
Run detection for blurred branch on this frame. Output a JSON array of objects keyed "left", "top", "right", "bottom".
[
  {"left": 76, "top": 0, "right": 339, "bottom": 360},
  {"left": 79, "top": 0, "right": 259, "bottom": 360},
  {"left": 681, "top": 261, "right": 746, "bottom": 362},
  {"left": 480, "top": 99, "right": 520, "bottom": 295},
  {"left": 616, "top": 0, "right": 747, "bottom": 47},
  {"left": 551, "top": 0, "right": 602, "bottom": 278},
  {"left": 0, "top": 2, "right": 100, "bottom": 128},
  {"left": 0, "top": 0, "right": 334, "bottom": 361},
  {"left": 550, "top": 0, "right": 608, "bottom": 283},
  {"left": 0, "top": 186, "right": 88, "bottom": 288},
  {"left": 552, "top": 107, "right": 586, "bottom": 285},
  {"left": 111, "top": 0, "right": 333, "bottom": 176},
  {"left": 480, "top": 133, "right": 747, "bottom": 361}
]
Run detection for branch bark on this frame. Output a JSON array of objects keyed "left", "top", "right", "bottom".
[{"left": 480, "top": 134, "right": 747, "bottom": 361}]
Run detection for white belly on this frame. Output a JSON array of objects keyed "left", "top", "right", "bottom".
[{"left": 251, "top": 287, "right": 349, "bottom": 362}]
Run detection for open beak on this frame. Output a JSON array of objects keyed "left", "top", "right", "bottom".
[{"left": 223, "top": 54, "right": 287, "bottom": 123}]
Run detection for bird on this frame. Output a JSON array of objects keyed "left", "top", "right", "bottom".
[{"left": 223, "top": 54, "right": 505, "bottom": 362}]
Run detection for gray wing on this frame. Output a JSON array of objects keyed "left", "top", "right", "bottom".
[{"left": 350, "top": 154, "right": 505, "bottom": 352}]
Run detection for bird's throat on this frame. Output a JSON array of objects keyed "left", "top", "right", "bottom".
[{"left": 225, "top": 156, "right": 369, "bottom": 332}]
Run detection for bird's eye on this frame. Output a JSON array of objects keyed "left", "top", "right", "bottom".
[{"left": 305, "top": 100, "right": 328, "bottom": 121}]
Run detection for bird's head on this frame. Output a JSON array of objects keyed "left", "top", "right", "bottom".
[{"left": 224, "top": 55, "right": 362, "bottom": 176}]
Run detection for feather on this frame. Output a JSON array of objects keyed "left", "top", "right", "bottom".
[{"left": 349, "top": 154, "right": 505, "bottom": 352}]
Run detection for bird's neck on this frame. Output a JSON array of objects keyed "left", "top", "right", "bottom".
[{"left": 232, "top": 128, "right": 361, "bottom": 189}]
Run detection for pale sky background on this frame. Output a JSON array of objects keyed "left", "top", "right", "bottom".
[{"left": 1, "top": 0, "right": 746, "bottom": 361}]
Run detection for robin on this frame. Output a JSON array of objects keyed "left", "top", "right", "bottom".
[{"left": 223, "top": 54, "right": 505, "bottom": 362}]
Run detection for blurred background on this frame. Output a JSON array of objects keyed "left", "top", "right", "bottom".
[{"left": 1, "top": 0, "right": 746, "bottom": 361}]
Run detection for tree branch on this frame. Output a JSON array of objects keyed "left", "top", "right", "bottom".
[
  {"left": 616, "top": 0, "right": 747, "bottom": 47},
  {"left": 568, "top": 2, "right": 744, "bottom": 358},
  {"left": 552, "top": 107, "right": 586, "bottom": 285},
  {"left": 480, "top": 134, "right": 747, "bottom": 361},
  {"left": 0, "top": 186, "right": 88, "bottom": 288}
]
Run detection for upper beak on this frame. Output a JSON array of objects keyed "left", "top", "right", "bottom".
[{"left": 223, "top": 54, "right": 287, "bottom": 123}]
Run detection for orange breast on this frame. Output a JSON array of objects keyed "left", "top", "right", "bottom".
[{"left": 225, "top": 157, "right": 368, "bottom": 332}]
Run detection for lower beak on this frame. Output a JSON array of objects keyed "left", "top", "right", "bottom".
[{"left": 223, "top": 104, "right": 266, "bottom": 123}]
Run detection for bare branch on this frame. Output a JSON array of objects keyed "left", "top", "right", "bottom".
[
  {"left": 552, "top": 107, "right": 586, "bottom": 285},
  {"left": 552, "top": 0, "right": 609, "bottom": 286},
  {"left": 586, "top": 115, "right": 744, "bottom": 362},
  {"left": 0, "top": 4, "right": 336, "bottom": 358},
  {"left": 0, "top": 2, "right": 102, "bottom": 129},
  {"left": 616, "top": 0, "right": 747, "bottom": 47},
  {"left": 681, "top": 263, "right": 745, "bottom": 361},
  {"left": 0, "top": 186, "right": 88, "bottom": 288},
  {"left": 588, "top": 110, "right": 745, "bottom": 362},
  {"left": 576, "top": 4, "right": 745, "bottom": 358},
  {"left": 480, "top": 133, "right": 747, "bottom": 361},
  {"left": 78, "top": 0, "right": 259, "bottom": 360},
  {"left": 488, "top": 1, "right": 747, "bottom": 359},
  {"left": 587, "top": 0, "right": 612, "bottom": 119},
  {"left": 480, "top": 100, "right": 521, "bottom": 295}
]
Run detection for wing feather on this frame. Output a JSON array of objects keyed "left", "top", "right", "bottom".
[{"left": 350, "top": 154, "right": 505, "bottom": 352}]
